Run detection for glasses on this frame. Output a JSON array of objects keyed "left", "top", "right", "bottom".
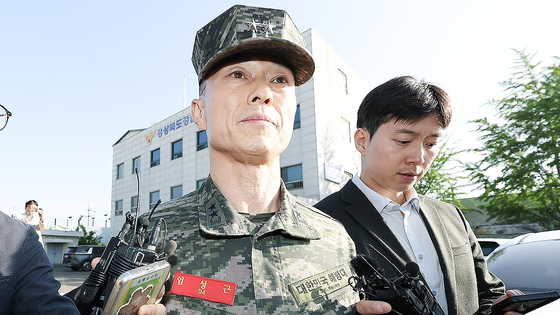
[{"left": 0, "top": 104, "right": 12, "bottom": 131}]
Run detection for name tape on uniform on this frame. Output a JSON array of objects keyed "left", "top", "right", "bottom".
[{"left": 170, "top": 272, "right": 237, "bottom": 305}]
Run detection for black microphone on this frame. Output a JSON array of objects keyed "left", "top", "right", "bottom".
[
  {"left": 147, "top": 218, "right": 163, "bottom": 251},
  {"left": 117, "top": 213, "right": 135, "bottom": 240},
  {"left": 135, "top": 217, "right": 150, "bottom": 247},
  {"left": 405, "top": 261, "right": 420, "bottom": 278},
  {"left": 163, "top": 240, "right": 177, "bottom": 256}
]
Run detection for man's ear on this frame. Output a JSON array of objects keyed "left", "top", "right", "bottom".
[
  {"left": 354, "top": 128, "right": 369, "bottom": 156},
  {"left": 191, "top": 99, "right": 206, "bottom": 131}
]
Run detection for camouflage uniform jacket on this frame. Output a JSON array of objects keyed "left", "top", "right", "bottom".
[{"left": 150, "top": 177, "right": 359, "bottom": 314}]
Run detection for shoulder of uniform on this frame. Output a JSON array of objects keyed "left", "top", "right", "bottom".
[{"left": 149, "top": 189, "right": 200, "bottom": 219}]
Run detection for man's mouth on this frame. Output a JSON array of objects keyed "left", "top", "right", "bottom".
[
  {"left": 241, "top": 114, "right": 276, "bottom": 126},
  {"left": 399, "top": 172, "right": 421, "bottom": 181}
]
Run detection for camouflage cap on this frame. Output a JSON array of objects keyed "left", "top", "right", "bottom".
[{"left": 192, "top": 5, "right": 315, "bottom": 86}]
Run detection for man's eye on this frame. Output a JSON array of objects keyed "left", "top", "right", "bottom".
[
  {"left": 272, "top": 76, "right": 288, "bottom": 84},
  {"left": 230, "top": 71, "right": 245, "bottom": 79}
]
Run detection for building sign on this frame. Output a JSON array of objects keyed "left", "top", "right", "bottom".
[
  {"left": 145, "top": 114, "right": 195, "bottom": 145},
  {"left": 324, "top": 162, "right": 343, "bottom": 183}
]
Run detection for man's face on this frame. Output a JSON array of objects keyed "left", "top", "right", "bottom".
[
  {"left": 192, "top": 59, "right": 297, "bottom": 163},
  {"left": 356, "top": 114, "right": 443, "bottom": 201},
  {"left": 26, "top": 204, "right": 38, "bottom": 214}
]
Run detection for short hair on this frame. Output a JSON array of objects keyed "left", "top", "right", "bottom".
[
  {"left": 25, "top": 200, "right": 38, "bottom": 208},
  {"left": 357, "top": 76, "right": 452, "bottom": 137}
]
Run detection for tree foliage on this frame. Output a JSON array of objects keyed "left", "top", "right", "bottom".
[
  {"left": 416, "top": 141, "right": 466, "bottom": 208},
  {"left": 75, "top": 215, "right": 104, "bottom": 245},
  {"left": 467, "top": 50, "right": 560, "bottom": 228}
]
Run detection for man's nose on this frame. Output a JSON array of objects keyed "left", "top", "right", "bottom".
[
  {"left": 248, "top": 79, "right": 272, "bottom": 105},
  {"left": 406, "top": 143, "right": 426, "bottom": 165}
]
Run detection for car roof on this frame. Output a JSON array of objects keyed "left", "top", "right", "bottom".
[
  {"left": 487, "top": 230, "right": 560, "bottom": 260},
  {"left": 514, "top": 230, "right": 560, "bottom": 244}
]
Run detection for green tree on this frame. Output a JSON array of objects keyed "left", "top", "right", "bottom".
[
  {"left": 467, "top": 50, "right": 560, "bottom": 229},
  {"left": 416, "top": 141, "right": 466, "bottom": 207},
  {"left": 75, "top": 215, "right": 104, "bottom": 245}
]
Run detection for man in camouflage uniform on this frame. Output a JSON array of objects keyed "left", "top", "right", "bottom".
[{"left": 148, "top": 4, "right": 390, "bottom": 315}]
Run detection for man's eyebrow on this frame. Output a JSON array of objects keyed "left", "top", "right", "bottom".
[{"left": 394, "top": 128, "right": 442, "bottom": 138}]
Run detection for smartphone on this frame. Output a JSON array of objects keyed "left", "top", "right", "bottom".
[
  {"left": 103, "top": 260, "right": 171, "bottom": 315},
  {"left": 489, "top": 291, "right": 560, "bottom": 314}
]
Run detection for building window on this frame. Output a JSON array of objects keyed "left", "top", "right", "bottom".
[
  {"left": 197, "top": 130, "right": 208, "bottom": 151},
  {"left": 117, "top": 163, "right": 124, "bottom": 179},
  {"left": 115, "top": 200, "right": 123, "bottom": 216},
  {"left": 151, "top": 148, "right": 160, "bottom": 167},
  {"left": 294, "top": 104, "right": 301, "bottom": 129},
  {"left": 131, "top": 195, "right": 138, "bottom": 214},
  {"left": 338, "top": 69, "right": 348, "bottom": 94},
  {"left": 132, "top": 156, "right": 141, "bottom": 174},
  {"left": 281, "top": 164, "right": 303, "bottom": 190},
  {"left": 172, "top": 139, "right": 183, "bottom": 160},
  {"left": 340, "top": 117, "right": 351, "bottom": 142},
  {"left": 171, "top": 185, "right": 183, "bottom": 199},
  {"left": 149, "top": 190, "right": 160, "bottom": 210},
  {"left": 196, "top": 179, "right": 206, "bottom": 189}
]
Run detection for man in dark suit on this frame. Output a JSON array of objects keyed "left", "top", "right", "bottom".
[
  {"left": 0, "top": 210, "right": 80, "bottom": 315},
  {"left": 315, "top": 76, "right": 521, "bottom": 315}
]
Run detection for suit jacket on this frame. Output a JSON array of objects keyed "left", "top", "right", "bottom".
[
  {"left": 0, "top": 211, "right": 79, "bottom": 315},
  {"left": 314, "top": 181, "right": 505, "bottom": 315}
]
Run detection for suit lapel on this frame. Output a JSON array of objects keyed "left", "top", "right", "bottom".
[
  {"left": 339, "top": 182, "right": 413, "bottom": 269},
  {"left": 418, "top": 197, "right": 457, "bottom": 314}
]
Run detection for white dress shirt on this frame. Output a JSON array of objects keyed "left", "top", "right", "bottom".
[
  {"left": 352, "top": 174, "right": 448, "bottom": 314},
  {"left": 15, "top": 212, "right": 44, "bottom": 246}
]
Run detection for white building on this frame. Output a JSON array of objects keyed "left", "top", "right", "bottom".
[{"left": 110, "top": 29, "right": 371, "bottom": 236}]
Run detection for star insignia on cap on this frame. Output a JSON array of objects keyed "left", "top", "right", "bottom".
[
  {"left": 245, "top": 18, "right": 259, "bottom": 38},
  {"left": 263, "top": 21, "right": 275, "bottom": 37}
]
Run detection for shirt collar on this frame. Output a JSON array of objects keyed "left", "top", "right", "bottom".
[{"left": 351, "top": 174, "right": 420, "bottom": 214}]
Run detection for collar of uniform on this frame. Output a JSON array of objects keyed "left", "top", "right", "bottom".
[
  {"left": 197, "top": 176, "right": 320, "bottom": 240},
  {"left": 254, "top": 181, "right": 320, "bottom": 240}
]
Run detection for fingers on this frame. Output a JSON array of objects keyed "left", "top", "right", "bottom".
[
  {"left": 138, "top": 303, "right": 167, "bottom": 315},
  {"left": 356, "top": 300, "right": 392, "bottom": 314},
  {"left": 91, "top": 257, "right": 101, "bottom": 269},
  {"left": 506, "top": 289, "right": 524, "bottom": 297},
  {"left": 154, "top": 285, "right": 165, "bottom": 304}
]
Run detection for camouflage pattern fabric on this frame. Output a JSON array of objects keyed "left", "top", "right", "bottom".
[{"left": 151, "top": 176, "right": 359, "bottom": 314}]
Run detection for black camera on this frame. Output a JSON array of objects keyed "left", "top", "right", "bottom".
[{"left": 349, "top": 245, "right": 445, "bottom": 315}]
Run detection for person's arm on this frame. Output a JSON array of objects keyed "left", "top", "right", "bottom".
[
  {"left": 36, "top": 209, "right": 45, "bottom": 230},
  {"left": 10, "top": 225, "right": 79, "bottom": 314}
]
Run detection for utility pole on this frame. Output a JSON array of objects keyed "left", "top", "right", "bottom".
[{"left": 87, "top": 202, "right": 95, "bottom": 227}]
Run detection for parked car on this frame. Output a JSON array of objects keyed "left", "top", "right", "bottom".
[
  {"left": 63, "top": 245, "right": 106, "bottom": 271},
  {"left": 487, "top": 230, "right": 560, "bottom": 315},
  {"left": 477, "top": 237, "right": 510, "bottom": 258}
]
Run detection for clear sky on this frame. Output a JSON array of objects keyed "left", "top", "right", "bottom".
[{"left": 1, "top": 0, "right": 559, "bottom": 225}]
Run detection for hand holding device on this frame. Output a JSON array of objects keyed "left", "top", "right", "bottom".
[{"left": 489, "top": 291, "right": 559, "bottom": 314}]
